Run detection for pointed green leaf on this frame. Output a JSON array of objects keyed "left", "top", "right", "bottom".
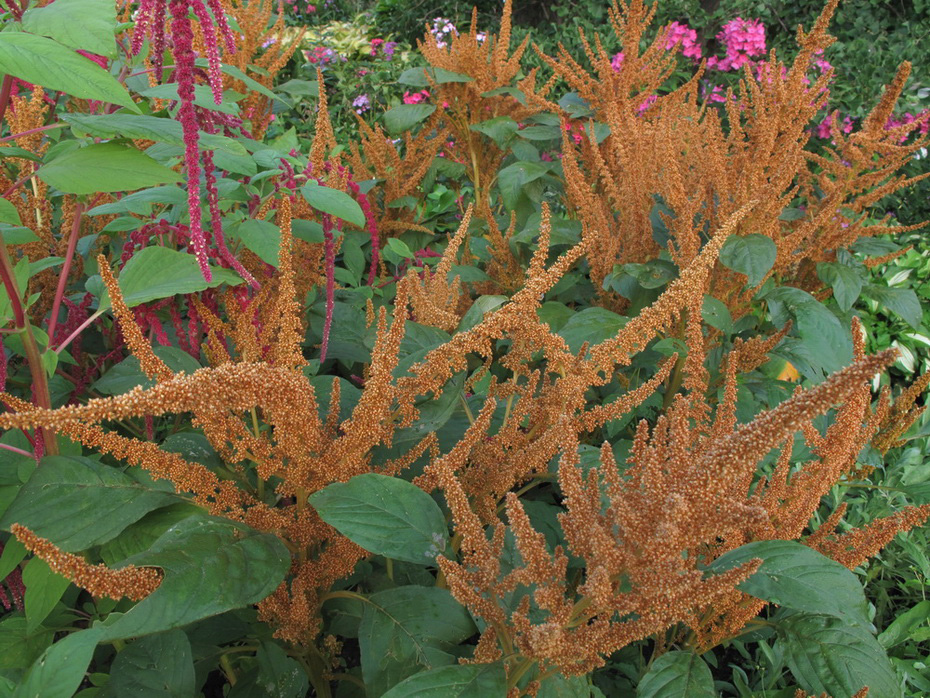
[
  {"left": 23, "top": 557, "right": 71, "bottom": 633},
  {"left": 21, "top": 0, "right": 117, "bottom": 58},
  {"left": 37, "top": 143, "right": 183, "bottom": 195},
  {"left": 100, "top": 515, "right": 290, "bottom": 641},
  {"left": 637, "top": 651, "right": 715, "bottom": 698},
  {"left": 707, "top": 540, "right": 870, "bottom": 626},
  {"left": 62, "top": 114, "right": 247, "bottom": 154},
  {"left": 0, "top": 455, "right": 184, "bottom": 551},
  {"left": 309, "top": 473, "right": 448, "bottom": 564},
  {"left": 13, "top": 626, "right": 106, "bottom": 698},
  {"left": 382, "top": 104, "right": 436, "bottom": 135},
  {"left": 776, "top": 613, "right": 900, "bottom": 698},
  {"left": 397, "top": 67, "right": 473, "bottom": 87},
  {"left": 0, "top": 33, "right": 136, "bottom": 111},
  {"left": 381, "top": 662, "right": 506, "bottom": 697},
  {"left": 864, "top": 284, "right": 923, "bottom": 330},
  {"left": 817, "top": 262, "right": 864, "bottom": 312},
  {"left": 0, "top": 199, "right": 22, "bottom": 226},
  {"left": 300, "top": 183, "right": 365, "bottom": 228}
]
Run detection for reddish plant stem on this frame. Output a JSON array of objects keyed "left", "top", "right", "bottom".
[
  {"left": 47, "top": 202, "right": 84, "bottom": 349},
  {"left": 0, "top": 123, "right": 65, "bottom": 144},
  {"left": 0, "top": 75, "right": 14, "bottom": 128}
]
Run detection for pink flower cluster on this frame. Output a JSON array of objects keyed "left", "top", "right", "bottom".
[
  {"left": 664, "top": 21, "right": 701, "bottom": 60},
  {"left": 707, "top": 17, "right": 766, "bottom": 71},
  {"left": 403, "top": 90, "right": 430, "bottom": 104},
  {"left": 884, "top": 110, "right": 930, "bottom": 143},
  {"left": 611, "top": 51, "right": 625, "bottom": 72},
  {"left": 370, "top": 38, "right": 397, "bottom": 59},
  {"left": 303, "top": 45, "right": 341, "bottom": 65}
]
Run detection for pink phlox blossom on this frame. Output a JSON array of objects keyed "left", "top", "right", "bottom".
[
  {"left": 710, "top": 17, "right": 766, "bottom": 72},
  {"left": 664, "top": 21, "right": 701, "bottom": 60},
  {"left": 610, "top": 51, "right": 625, "bottom": 72},
  {"left": 637, "top": 94, "right": 658, "bottom": 115},
  {"left": 403, "top": 89, "right": 430, "bottom": 104}
]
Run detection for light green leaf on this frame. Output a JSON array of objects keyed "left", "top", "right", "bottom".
[
  {"left": 0, "top": 199, "right": 22, "bottom": 226},
  {"left": 864, "top": 284, "right": 923, "bottom": 330},
  {"left": 382, "top": 104, "right": 436, "bottom": 135},
  {"left": 21, "top": 0, "right": 117, "bottom": 57},
  {"left": 93, "top": 345, "right": 202, "bottom": 395},
  {"left": 636, "top": 651, "right": 715, "bottom": 698},
  {"left": 397, "top": 67, "right": 473, "bottom": 87},
  {"left": 381, "top": 663, "right": 506, "bottom": 697},
  {"left": 108, "top": 630, "right": 195, "bottom": 698},
  {"left": 386, "top": 237, "right": 415, "bottom": 259},
  {"left": 37, "top": 143, "right": 183, "bottom": 195},
  {"left": 497, "top": 161, "right": 551, "bottom": 210},
  {"left": 0, "top": 455, "right": 184, "bottom": 551},
  {"left": 13, "top": 626, "right": 105, "bottom": 698},
  {"left": 231, "top": 219, "right": 281, "bottom": 267},
  {"left": 300, "top": 183, "right": 366, "bottom": 228},
  {"left": 0, "top": 33, "right": 136, "bottom": 111},
  {"left": 62, "top": 114, "right": 247, "bottom": 155},
  {"left": 139, "top": 84, "right": 240, "bottom": 115},
  {"left": 309, "top": 473, "right": 448, "bottom": 564},
  {"left": 23, "top": 557, "right": 71, "bottom": 633},
  {"left": 817, "top": 262, "right": 864, "bottom": 312}
]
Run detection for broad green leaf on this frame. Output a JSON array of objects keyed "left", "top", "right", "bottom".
[
  {"left": 471, "top": 116, "right": 519, "bottom": 147},
  {"left": 62, "top": 114, "right": 247, "bottom": 155},
  {"left": 106, "top": 246, "right": 244, "bottom": 309},
  {"left": 309, "top": 473, "right": 448, "bottom": 564},
  {"left": 397, "top": 67, "right": 473, "bottom": 87},
  {"left": 23, "top": 557, "right": 71, "bottom": 633},
  {"left": 537, "top": 671, "right": 596, "bottom": 697},
  {"left": 380, "top": 662, "right": 506, "bottom": 697},
  {"left": 0, "top": 200, "right": 22, "bottom": 226},
  {"left": 108, "top": 630, "right": 195, "bottom": 698},
  {"left": 100, "top": 515, "right": 290, "bottom": 641},
  {"left": 558, "top": 307, "right": 628, "bottom": 354},
  {"left": 817, "top": 262, "right": 864, "bottom": 312},
  {"left": 307, "top": 301, "right": 376, "bottom": 365},
  {"left": 702, "top": 295, "right": 734, "bottom": 333},
  {"left": 864, "top": 284, "right": 923, "bottom": 330},
  {"left": 0, "top": 616, "right": 54, "bottom": 671},
  {"left": 764, "top": 287, "right": 852, "bottom": 376},
  {"left": 226, "top": 641, "right": 309, "bottom": 698},
  {"left": 37, "top": 143, "right": 183, "bottom": 195},
  {"left": 197, "top": 59, "right": 288, "bottom": 106},
  {"left": 719, "top": 234, "right": 777, "bottom": 287},
  {"left": 0, "top": 225, "right": 39, "bottom": 244},
  {"left": 458, "top": 295, "right": 507, "bottom": 332},
  {"left": 497, "top": 161, "right": 551, "bottom": 210},
  {"left": 21, "top": 0, "right": 117, "bottom": 57},
  {"left": 140, "top": 84, "right": 240, "bottom": 115},
  {"left": 300, "top": 183, "right": 366, "bottom": 228},
  {"left": 98, "top": 503, "right": 207, "bottom": 567},
  {"left": 382, "top": 104, "right": 436, "bottom": 135},
  {"left": 636, "top": 651, "right": 715, "bottom": 698},
  {"left": 86, "top": 186, "right": 188, "bottom": 216},
  {"left": 13, "top": 626, "right": 105, "bottom": 698},
  {"left": 776, "top": 613, "right": 900, "bottom": 698},
  {"left": 0, "top": 455, "right": 184, "bottom": 551},
  {"left": 359, "top": 586, "right": 477, "bottom": 696},
  {"left": 0, "top": 33, "right": 136, "bottom": 111},
  {"left": 93, "top": 346, "right": 201, "bottom": 395},
  {"left": 707, "top": 540, "right": 870, "bottom": 626},
  {"left": 231, "top": 219, "right": 281, "bottom": 267},
  {"left": 386, "top": 237, "right": 415, "bottom": 259}
]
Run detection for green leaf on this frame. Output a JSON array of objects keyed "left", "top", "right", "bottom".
[
  {"left": 108, "top": 630, "right": 195, "bottom": 698},
  {"left": 879, "top": 600, "right": 930, "bottom": 650},
  {"left": 62, "top": 114, "right": 247, "bottom": 155},
  {"left": 636, "top": 650, "right": 715, "bottom": 698},
  {"left": 817, "top": 262, "right": 864, "bottom": 312},
  {"left": 765, "top": 287, "right": 853, "bottom": 376},
  {"left": 13, "top": 626, "right": 105, "bottom": 698},
  {"left": 701, "top": 295, "right": 733, "bottom": 333},
  {"left": 457, "top": 295, "right": 507, "bottom": 332},
  {"left": 557, "top": 307, "right": 628, "bottom": 354},
  {"left": 233, "top": 641, "right": 309, "bottom": 698},
  {"left": 140, "top": 84, "right": 240, "bottom": 115},
  {"left": 776, "top": 613, "right": 900, "bottom": 698},
  {"left": 0, "top": 33, "right": 136, "bottom": 111},
  {"left": 0, "top": 455, "right": 184, "bottom": 551},
  {"left": 386, "top": 237, "right": 415, "bottom": 259},
  {"left": 21, "top": 0, "right": 117, "bottom": 57},
  {"left": 359, "top": 586, "right": 477, "bottom": 696},
  {"left": 397, "top": 67, "right": 473, "bottom": 87},
  {"left": 380, "top": 662, "right": 506, "bottom": 697},
  {"left": 197, "top": 59, "right": 289, "bottom": 107},
  {"left": 100, "top": 515, "right": 290, "bottom": 641},
  {"left": 93, "top": 346, "right": 201, "bottom": 395},
  {"left": 471, "top": 116, "right": 519, "bottom": 147},
  {"left": 707, "top": 541, "right": 870, "bottom": 626},
  {"left": 382, "top": 104, "right": 436, "bottom": 135},
  {"left": 231, "top": 219, "right": 281, "bottom": 267},
  {"left": 309, "top": 473, "right": 448, "bottom": 564},
  {"left": 863, "top": 284, "right": 923, "bottom": 329},
  {"left": 300, "top": 183, "right": 366, "bottom": 228},
  {"left": 0, "top": 616, "right": 54, "bottom": 671},
  {"left": 22, "top": 557, "right": 71, "bottom": 633},
  {"left": 37, "top": 143, "right": 183, "bottom": 195},
  {"left": 496, "top": 161, "right": 551, "bottom": 210},
  {"left": 719, "top": 234, "right": 777, "bottom": 287},
  {"left": 104, "top": 246, "right": 244, "bottom": 309},
  {"left": 0, "top": 200, "right": 22, "bottom": 226}
]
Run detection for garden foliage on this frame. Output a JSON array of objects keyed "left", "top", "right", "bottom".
[{"left": 0, "top": 0, "right": 927, "bottom": 695}]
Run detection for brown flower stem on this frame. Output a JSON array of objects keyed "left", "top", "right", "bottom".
[{"left": 0, "top": 238, "right": 57, "bottom": 455}]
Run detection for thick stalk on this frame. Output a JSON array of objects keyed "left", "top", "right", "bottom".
[{"left": 47, "top": 202, "right": 84, "bottom": 347}]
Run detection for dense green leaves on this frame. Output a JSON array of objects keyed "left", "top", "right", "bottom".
[
  {"left": 636, "top": 651, "right": 715, "bottom": 697},
  {"left": 38, "top": 143, "right": 183, "bottom": 194},
  {"left": 309, "top": 473, "right": 448, "bottom": 564},
  {"left": 397, "top": 67, "right": 473, "bottom": 86},
  {"left": 0, "top": 33, "right": 137, "bottom": 110},
  {"left": 0, "top": 455, "right": 183, "bottom": 551},
  {"left": 359, "top": 586, "right": 477, "bottom": 695},
  {"left": 22, "top": 557, "right": 71, "bottom": 633},
  {"left": 707, "top": 540, "right": 871, "bottom": 626}
]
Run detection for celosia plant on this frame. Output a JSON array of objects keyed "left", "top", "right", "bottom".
[{"left": 0, "top": 0, "right": 926, "bottom": 695}]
